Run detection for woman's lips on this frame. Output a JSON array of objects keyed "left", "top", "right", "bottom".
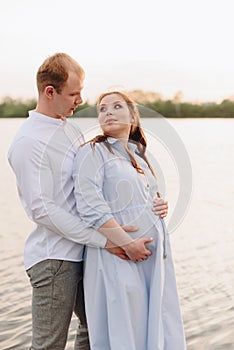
[{"left": 105, "top": 118, "right": 117, "bottom": 124}]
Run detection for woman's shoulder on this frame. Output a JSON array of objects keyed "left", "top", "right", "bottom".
[{"left": 77, "top": 141, "right": 107, "bottom": 160}]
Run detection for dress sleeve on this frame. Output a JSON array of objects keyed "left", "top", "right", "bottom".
[
  {"left": 8, "top": 137, "right": 107, "bottom": 248},
  {"left": 73, "top": 143, "right": 114, "bottom": 229}
]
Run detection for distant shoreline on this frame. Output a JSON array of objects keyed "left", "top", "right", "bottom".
[{"left": 1, "top": 95, "right": 234, "bottom": 118}]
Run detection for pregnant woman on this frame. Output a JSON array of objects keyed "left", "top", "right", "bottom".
[{"left": 73, "top": 91, "right": 186, "bottom": 350}]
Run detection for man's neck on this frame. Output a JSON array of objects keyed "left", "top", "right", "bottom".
[{"left": 35, "top": 104, "right": 61, "bottom": 119}]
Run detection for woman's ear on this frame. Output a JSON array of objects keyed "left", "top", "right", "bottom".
[{"left": 45, "top": 85, "right": 55, "bottom": 99}]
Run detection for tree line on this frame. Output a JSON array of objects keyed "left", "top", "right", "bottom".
[{"left": 1, "top": 94, "right": 234, "bottom": 118}]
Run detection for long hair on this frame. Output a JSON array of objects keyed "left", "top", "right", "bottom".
[{"left": 89, "top": 91, "right": 156, "bottom": 177}]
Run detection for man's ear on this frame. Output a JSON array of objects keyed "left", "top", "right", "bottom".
[{"left": 45, "top": 85, "right": 55, "bottom": 99}]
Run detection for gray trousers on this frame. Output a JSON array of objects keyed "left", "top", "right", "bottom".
[{"left": 26, "top": 259, "right": 90, "bottom": 350}]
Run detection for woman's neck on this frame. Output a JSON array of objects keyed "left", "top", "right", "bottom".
[{"left": 107, "top": 132, "right": 130, "bottom": 147}]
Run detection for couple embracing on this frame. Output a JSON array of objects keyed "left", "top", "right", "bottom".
[{"left": 8, "top": 53, "right": 186, "bottom": 350}]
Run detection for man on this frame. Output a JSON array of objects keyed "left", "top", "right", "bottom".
[{"left": 8, "top": 53, "right": 168, "bottom": 350}]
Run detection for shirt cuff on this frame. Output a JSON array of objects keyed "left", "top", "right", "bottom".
[
  {"left": 94, "top": 213, "right": 114, "bottom": 230},
  {"left": 88, "top": 231, "right": 107, "bottom": 248}
]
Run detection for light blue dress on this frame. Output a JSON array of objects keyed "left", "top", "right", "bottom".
[{"left": 73, "top": 137, "right": 186, "bottom": 350}]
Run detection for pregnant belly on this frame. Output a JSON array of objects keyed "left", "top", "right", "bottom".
[{"left": 114, "top": 206, "right": 163, "bottom": 249}]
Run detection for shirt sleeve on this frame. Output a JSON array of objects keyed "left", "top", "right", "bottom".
[
  {"left": 8, "top": 136, "right": 107, "bottom": 248},
  {"left": 73, "top": 143, "right": 114, "bottom": 229}
]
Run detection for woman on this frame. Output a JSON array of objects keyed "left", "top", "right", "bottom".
[{"left": 73, "top": 91, "right": 186, "bottom": 350}]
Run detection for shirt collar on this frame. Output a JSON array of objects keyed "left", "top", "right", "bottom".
[
  {"left": 107, "top": 137, "right": 119, "bottom": 145},
  {"left": 106, "top": 137, "right": 138, "bottom": 153},
  {"left": 28, "top": 110, "right": 64, "bottom": 125}
]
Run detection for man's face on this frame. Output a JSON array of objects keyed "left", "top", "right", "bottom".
[{"left": 53, "top": 71, "right": 84, "bottom": 118}]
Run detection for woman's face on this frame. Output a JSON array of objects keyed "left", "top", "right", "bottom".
[{"left": 98, "top": 93, "right": 135, "bottom": 139}]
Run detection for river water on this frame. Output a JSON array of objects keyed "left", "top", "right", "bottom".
[{"left": 0, "top": 118, "right": 233, "bottom": 349}]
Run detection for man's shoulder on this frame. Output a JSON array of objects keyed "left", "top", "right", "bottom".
[
  {"left": 64, "top": 119, "right": 84, "bottom": 137},
  {"left": 63, "top": 119, "right": 84, "bottom": 147},
  {"left": 9, "top": 118, "right": 42, "bottom": 151},
  {"left": 8, "top": 134, "right": 42, "bottom": 165},
  {"left": 8, "top": 116, "right": 47, "bottom": 162}
]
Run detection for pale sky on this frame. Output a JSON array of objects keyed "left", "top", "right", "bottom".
[{"left": 0, "top": 0, "right": 233, "bottom": 103}]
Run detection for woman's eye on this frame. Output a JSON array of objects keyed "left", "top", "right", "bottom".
[
  {"left": 99, "top": 106, "right": 106, "bottom": 112},
  {"left": 115, "top": 104, "right": 122, "bottom": 109}
]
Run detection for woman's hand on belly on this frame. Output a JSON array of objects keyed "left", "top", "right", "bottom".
[{"left": 152, "top": 194, "right": 168, "bottom": 218}]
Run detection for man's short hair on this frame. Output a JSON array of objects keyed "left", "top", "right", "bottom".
[{"left": 36, "top": 53, "right": 85, "bottom": 94}]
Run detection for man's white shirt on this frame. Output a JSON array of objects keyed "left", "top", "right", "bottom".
[{"left": 8, "top": 111, "right": 106, "bottom": 270}]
